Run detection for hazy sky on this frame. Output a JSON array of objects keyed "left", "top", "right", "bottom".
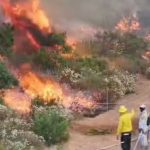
[{"left": 41, "top": 0, "right": 150, "bottom": 28}]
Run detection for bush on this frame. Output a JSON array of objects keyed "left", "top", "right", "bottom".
[
  {"left": 45, "top": 33, "right": 72, "bottom": 53},
  {"left": 60, "top": 67, "right": 82, "bottom": 86},
  {"left": 77, "top": 68, "right": 105, "bottom": 90},
  {"left": 32, "top": 97, "right": 46, "bottom": 107},
  {"left": 33, "top": 49, "right": 69, "bottom": 71},
  {"left": 72, "top": 57, "right": 108, "bottom": 72},
  {"left": 0, "top": 63, "right": 18, "bottom": 89},
  {"left": 33, "top": 107, "right": 69, "bottom": 146},
  {"left": 124, "top": 55, "right": 149, "bottom": 74},
  {"left": 48, "top": 33, "right": 66, "bottom": 46},
  {"left": 60, "top": 57, "right": 108, "bottom": 90},
  {"left": 0, "top": 23, "right": 14, "bottom": 56},
  {"left": 94, "top": 31, "right": 148, "bottom": 56},
  {"left": 0, "top": 105, "right": 45, "bottom": 150},
  {"left": 105, "top": 70, "right": 136, "bottom": 98}
]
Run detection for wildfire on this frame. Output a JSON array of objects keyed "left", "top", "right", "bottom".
[
  {"left": 0, "top": 0, "right": 52, "bottom": 51},
  {"left": 66, "top": 37, "right": 78, "bottom": 49},
  {"left": 26, "top": 31, "right": 41, "bottom": 49},
  {"left": 115, "top": 15, "right": 141, "bottom": 33},
  {"left": 1, "top": 0, "right": 51, "bottom": 32},
  {"left": 4, "top": 89, "right": 31, "bottom": 113},
  {"left": 20, "top": 71, "right": 63, "bottom": 104},
  {"left": 19, "top": 71, "right": 96, "bottom": 110}
]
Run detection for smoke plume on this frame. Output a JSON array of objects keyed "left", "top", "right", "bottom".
[
  {"left": 41, "top": 0, "right": 150, "bottom": 33},
  {"left": 1, "top": 0, "right": 150, "bottom": 40}
]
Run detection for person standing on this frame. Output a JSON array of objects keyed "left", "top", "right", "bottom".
[
  {"left": 117, "top": 105, "right": 135, "bottom": 150},
  {"left": 139, "top": 104, "right": 149, "bottom": 150}
]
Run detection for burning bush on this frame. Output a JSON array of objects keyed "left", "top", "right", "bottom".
[
  {"left": 33, "top": 107, "right": 70, "bottom": 146},
  {"left": 0, "top": 63, "right": 18, "bottom": 89}
]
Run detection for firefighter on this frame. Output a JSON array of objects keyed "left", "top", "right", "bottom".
[
  {"left": 117, "top": 105, "right": 135, "bottom": 150},
  {"left": 139, "top": 104, "right": 149, "bottom": 150}
]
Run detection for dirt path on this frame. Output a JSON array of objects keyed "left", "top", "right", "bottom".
[{"left": 62, "top": 76, "right": 150, "bottom": 150}]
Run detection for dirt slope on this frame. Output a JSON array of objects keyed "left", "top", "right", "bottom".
[
  {"left": 62, "top": 76, "right": 150, "bottom": 150},
  {"left": 72, "top": 75, "right": 150, "bottom": 133}
]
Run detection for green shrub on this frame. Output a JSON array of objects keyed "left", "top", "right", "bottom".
[
  {"left": 49, "top": 33, "right": 65, "bottom": 46},
  {"left": 0, "top": 63, "right": 18, "bottom": 89},
  {"left": 94, "top": 31, "right": 148, "bottom": 56},
  {"left": 32, "top": 97, "right": 45, "bottom": 107},
  {"left": 33, "top": 108, "right": 69, "bottom": 145},
  {"left": 0, "top": 23, "right": 14, "bottom": 57},
  {"left": 73, "top": 57, "right": 108, "bottom": 72},
  {"left": 47, "top": 33, "right": 72, "bottom": 53},
  {"left": 123, "top": 55, "right": 149, "bottom": 74},
  {"left": 76, "top": 68, "right": 105, "bottom": 90},
  {"left": 33, "top": 49, "right": 69, "bottom": 71},
  {"left": 109, "top": 55, "right": 149, "bottom": 73}
]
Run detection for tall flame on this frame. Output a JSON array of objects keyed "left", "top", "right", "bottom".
[
  {"left": 19, "top": 71, "right": 96, "bottom": 110},
  {"left": 0, "top": 0, "right": 52, "bottom": 51},
  {"left": 1, "top": 0, "right": 51, "bottom": 32}
]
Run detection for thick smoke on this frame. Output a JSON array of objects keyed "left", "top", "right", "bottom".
[
  {"left": 1, "top": 0, "right": 150, "bottom": 39},
  {"left": 41, "top": 0, "right": 150, "bottom": 36}
]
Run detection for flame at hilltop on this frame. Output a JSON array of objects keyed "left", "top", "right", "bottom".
[
  {"left": 0, "top": 0, "right": 53, "bottom": 52},
  {"left": 115, "top": 15, "right": 141, "bottom": 33},
  {"left": 1, "top": 0, "right": 51, "bottom": 32}
]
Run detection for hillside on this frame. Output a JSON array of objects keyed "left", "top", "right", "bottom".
[{"left": 61, "top": 76, "right": 150, "bottom": 150}]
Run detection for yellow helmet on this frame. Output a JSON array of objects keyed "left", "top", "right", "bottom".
[{"left": 119, "top": 105, "right": 127, "bottom": 113}]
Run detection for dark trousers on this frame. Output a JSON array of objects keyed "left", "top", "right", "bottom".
[{"left": 121, "top": 132, "right": 131, "bottom": 150}]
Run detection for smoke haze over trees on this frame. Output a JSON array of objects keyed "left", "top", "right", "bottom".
[{"left": 41, "top": 0, "right": 150, "bottom": 29}]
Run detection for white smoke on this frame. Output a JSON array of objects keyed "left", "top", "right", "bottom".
[{"left": 41, "top": 0, "right": 139, "bottom": 29}]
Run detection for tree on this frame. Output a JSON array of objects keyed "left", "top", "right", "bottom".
[
  {"left": 94, "top": 31, "right": 148, "bottom": 56},
  {"left": 121, "top": 33, "right": 147, "bottom": 56},
  {"left": 0, "top": 23, "right": 14, "bottom": 56},
  {"left": 0, "top": 63, "right": 18, "bottom": 89}
]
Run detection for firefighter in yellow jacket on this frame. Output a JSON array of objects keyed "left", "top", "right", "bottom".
[{"left": 117, "top": 105, "right": 135, "bottom": 150}]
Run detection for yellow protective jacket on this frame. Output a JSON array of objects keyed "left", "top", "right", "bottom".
[{"left": 117, "top": 110, "right": 135, "bottom": 135}]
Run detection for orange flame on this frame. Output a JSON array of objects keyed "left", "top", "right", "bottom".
[
  {"left": 19, "top": 71, "right": 95, "bottom": 109},
  {"left": 115, "top": 15, "right": 141, "bottom": 33},
  {"left": 66, "top": 37, "right": 77, "bottom": 49},
  {"left": 20, "top": 72, "right": 63, "bottom": 103},
  {"left": 4, "top": 89, "right": 31, "bottom": 113},
  {"left": 26, "top": 31, "right": 41, "bottom": 49},
  {"left": 1, "top": 0, "right": 51, "bottom": 32}
]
